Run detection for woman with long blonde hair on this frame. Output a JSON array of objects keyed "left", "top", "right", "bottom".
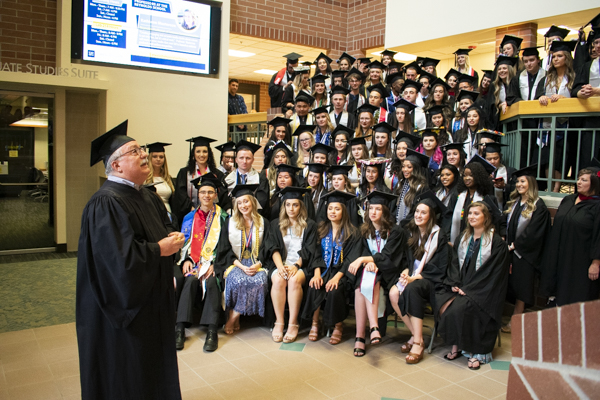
[
  {"left": 487, "top": 56, "right": 516, "bottom": 130},
  {"left": 145, "top": 142, "right": 175, "bottom": 213},
  {"left": 294, "top": 125, "right": 316, "bottom": 168},
  {"left": 215, "top": 185, "right": 270, "bottom": 334},
  {"left": 265, "top": 187, "right": 319, "bottom": 343},
  {"left": 436, "top": 200, "right": 510, "bottom": 370},
  {"left": 501, "top": 165, "right": 551, "bottom": 333}
]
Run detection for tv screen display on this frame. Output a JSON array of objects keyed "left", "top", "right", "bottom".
[{"left": 77, "top": 0, "right": 220, "bottom": 74}]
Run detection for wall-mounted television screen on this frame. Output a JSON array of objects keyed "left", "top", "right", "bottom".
[{"left": 72, "top": 0, "right": 221, "bottom": 75}]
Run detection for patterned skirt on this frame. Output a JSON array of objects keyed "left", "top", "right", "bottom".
[{"left": 224, "top": 258, "right": 267, "bottom": 317}]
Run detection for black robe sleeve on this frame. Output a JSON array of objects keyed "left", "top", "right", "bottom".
[
  {"left": 281, "top": 86, "right": 295, "bottom": 114},
  {"left": 257, "top": 174, "right": 271, "bottom": 219},
  {"left": 571, "top": 61, "right": 591, "bottom": 98},
  {"left": 341, "top": 232, "right": 364, "bottom": 284},
  {"left": 534, "top": 77, "right": 547, "bottom": 100},
  {"left": 506, "top": 75, "right": 522, "bottom": 106},
  {"left": 407, "top": 229, "right": 450, "bottom": 291},
  {"left": 173, "top": 167, "right": 193, "bottom": 223},
  {"left": 512, "top": 198, "right": 551, "bottom": 268},
  {"left": 214, "top": 217, "right": 235, "bottom": 275},
  {"left": 372, "top": 225, "right": 408, "bottom": 290},
  {"left": 268, "top": 72, "right": 284, "bottom": 108}
]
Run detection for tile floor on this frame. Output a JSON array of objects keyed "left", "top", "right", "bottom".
[{"left": 0, "top": 316, "right": 512, "bottom": 400}]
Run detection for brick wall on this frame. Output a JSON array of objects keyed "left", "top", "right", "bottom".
[
  {"left": 230, "top": 0, "right": 386, "bottom": 60},
  {"left": 496, "top": 23, "right": 538, "bottom": 57},
  {"left": 0, "top": 0, "right": 57, "bottom": 68},
  {"left": 507, "top": 300, "right": 600, "bottom": 399}
]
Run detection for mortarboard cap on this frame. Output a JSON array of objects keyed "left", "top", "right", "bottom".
[
  {"left": 186, "top": 136, "right": 217, "bottom": 149},
  {"left": 372, "top": 122, "right": 395, "bottom": 134},
  {"left": 312, "top": 106, "right": 331, "bottom": 116},
  {"left": 355, "top": 103, "right": 378, "bottom": 115},
  {"left": 401, "top": 79, "right": 423, "bottom": 92},
  {"left": 476, "top": 129, "right": 503, "bottom": 141},
  {"left": 268, "top": 116, "right": 292, "bottom": 127},
  {"left": 146, "top": 142, "right": 171, "bottom": 153},
  {"left": 235, "top": 139, "right": 262, "bottom": 154},
  {"left": 293, "top": 65, "right": 311, "bottom": 73},
  {"left": 421, "top": 57, "right": 440, "bottom": 68},
  {"left": 420, "top": 127, "right": 444, "bottom": 139},
  {"left": 521, "top": 47, "right": 541, "bottom": 57},
  {"left": 367, "top": 83, "right": 389, "bottom": 98},
  {"left": 388, "top": 61, "right": 405, "bottom": 71},
  {"left": 357, "top": 57, "right": 372, "bottom": 64},
  {"left": 418, "top": 71, "right": 436, "bottom": 84},
  {"left": 584, "top": 13, "right": 600, "bottom": 29},
  {"left": 495, "top": 55, "right": 518, "bottom": 67},
  {"left": 367, "top": 60, "right": 386, "bottom": 71},
  {"left": 386, "top": 72, "right": 404, "bottom": 85},
  {"left": 231, "top": 183, "right": 259, "bottom": 198},
  {"left": 392, "top": 98, "right": 417, "bottom": 112},
  {"left": 330, "top": 85, "right": 350, "bottom": 96},
  {"left": 331, "top": 124, "right": 354, "bottom": 139},
  {"left": 314, "top": 52, "right": 333, "bottom": 64},
  {"left": 456, "top": 90, "right": 479, "bottom": 103},
  {"left": 380, "top": 49, "right": 397, "bottom": 58},
  {"left": 283, "top": 52, "right": 303, "bottom": 63},
  {"left": 321, "top": 190, "right": 356, "bottom": 205},
  {"left": 458, "top": 73, "right": 477, "bottom": 85},
  {"left": 454, "top": 48, "right": 473, "bottom": 56},
  {"left": 279, "top": 186, "right": 311, "bottom": 202},
  {"left": 338, "top": 52, "right": 356, "bottom": 65},
  {"left": 429, "top": 78, "right": 451, "bottom": 92},
  {"left": 482, "top": 70, "right": 494, "bottom": 79},
  {"left": 425, "top": 105, "right": 445, "bottom": 117},
  {"left": 404, "top": 61, "right": 422, "bottom": 74},
  {"left": 414, "top": 189, "right": 447, "bottom": 215},
  {"left": 190, "top": 173, "right": 223, "bottom": 190},
  {"left": 395, "top": 130, "right": 422, "bottom": 147},
  {"left": 331, "top": 70, "right": 346, "bottom": 81},
  {"left": 275, "top": 163, "right": 302, "bottom": 176},
  {"left": 90, "top": 120, "right": 133, "bottom": 166},
  {"left": 366, "top": 190, "right": 398, "bottom": 206},
  {"left": 405, "top": 148, "right": 430, "bottom": 168},
  {"left": 268, "top": 141, "right": 294, "bottom": 159},
  {"left": 348, "top": 135, "right": 371, "bottom": 147},
  {"left": 544, "top": 25, "right": 570, "bottom": 39},
  {"left": 466, "top": 154, "right": 497, "bottom": 175},
  {"left": 310, "top": 75, "right": 329, "bottom": 86},
  {"left": 483, "top": 142, "right": 508, "bottom": 154},
  {"left": 310, "top": 143, "right": 335, "bottom": 155},
  {"left": 293, "top": 125, "right": 316, "bottom": 136},
  {"left": 305, "top": 162, "right": 329, "bottom": 174},
  {"left": 444, "top": 68, "right": 461, "bottom": 80},
  {"left": 500, "top": 35, "right": 523, "bottom": 50},
  {"left": 295, "top": 92, "right": 316, "bottom": 105},
  {"left": 346, "top": 67, "right": 365, "bottom": 81},
  {"left": 512, "top": 164, "right": 538, "bottom": 179},
  {"left": 549, "top": 40, "right": 577, "bottom": 53},
  {"left": 216, "top": 141, "right": 236, "bottom": 153},
  {"left": 440, "top": 142, "right": 467, "bottom": 153},
  {"left": 328, "top": 165, "right": 353, "bottom": 176}
]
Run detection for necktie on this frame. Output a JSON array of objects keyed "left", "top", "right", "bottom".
[{"left": 241, "top": 174, "right": 247, "bottom": 184}]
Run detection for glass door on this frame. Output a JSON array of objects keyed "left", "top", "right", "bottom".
[{"left": 0, "top": 92, "right": 55, "bottom": 253}]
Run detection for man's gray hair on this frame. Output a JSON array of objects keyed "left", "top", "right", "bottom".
[{"left": 104, "top": 148, "right": 122, "bottom": 176}]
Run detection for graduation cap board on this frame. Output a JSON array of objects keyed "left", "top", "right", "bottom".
[
  {"left": 275, "top": 163, "right": 302, "bottom": 176},
  {"left": 367, "top": 83, "right": 389, "bottom": 98},
  {"left": 544, "top": 25, "right": 570, "bottom": 39},
  {"left": 331, "top": 70, "right": 346, "bottom": 81},
  {"left": 310, "top": 143, "right": 335, "bottom": 155},
  {"left": 348, "top": 135, "right": 371, "bottom": 147},
  {"left": 293, "top": 125, "right": 316, "bottom": 136},
  {"left": 512, "top": 164, "right": 538, "bottom": 179},
  {"left": 231, "top": 184, "right": 260, "bottom": 198},
  {"left": 386, "top": 72, "right": 404, "bottom": 87},
  {"left": 392, "top": 98, "right": 417, "bottom": 112},
  {"left": 444, "top": 69, "right": 461, "bottom": 80},
  {"left": 190, "top": 173, "right": 223, "bottom": 190},
  {"left": 466, "top": 154, "right": 497, "bottom": 175},
  {"left": 295, "top": 93, "right": 315, "bottom": 105},
  {"left": 312, "top": 106, "right": 331, "bottom": 116},
  {"left": 311, "top": 75, "right": 329, "bottom": 86},
  {"left": 328, "top": 165, "right": 353, "bottom": 176},
  {"left": 483, "top": 142, "right": 508, "bottom": 155},
  {"left": 283, "top": 52, "right": 303, "bottom": 63},
  {"left": 331, "top": 124, "right": 354, "bottom": 139},
  {"left": 366, "top": 190, "right": 398, "bottom": 205},
  {"left": 401, "top": 79, "right": 423, "bottom": 92},
  {"left": 500, "top": 35, "right": 523, "bottom": 50},
  {"left": 90, "top": 120, "right": 133, "bottom": 166},
  {"left": 186, "top": 136, "right": 217, "bottom": 150},
  {"left": 321, "top": 190, "right": 356, "bottom": 205},
  {"left": 454, "top": 49, "right": 473, "bottom": 56},
  {"left": 346, "top": 67, "right": 365, "bottom": 81},
  {"left": 146, "top": 142, "right": 171, "bottom": 153},
  {"left": 521, "top": 47, "right": 541, "bottom": 58},
  {"left": 268, "top": 141, "right": 294, "bottom": 159},
  {"left": 268, "top": 116, "right": 292, "bottom": 127},
  {"left": 355, "top": 103, "right": 378, "bottom": 115},
  {"left": 304, "top": 162, "right": 329, "bottom": 174},
  {"left": 216, "top": 141, "right": 236, "bottom": 153},
  {"left": 279, "top": 186, "right": 311, "bottom": 202},
  {"left": 314, "top": 52, "right": 333, "bottom": 64},
  {"left": 235, "top": 140, "right": 261, "bottom": 154},
  {"left": 338, "top": 52, "right": 356, "bottom": 65},
  {"left": 429, "top": 78, "right": 451, "bottom": 92},
  {"left": 367, "top": 60, "right": 386, "bottom": 71},
  {"left": 395, "top": 130, "right": 422, "bottom": 147},
  {"left": 330, "top": 85, "right": 350, "bottom": 96},
  {"left": 549, "top": 40, "right": 576, "bottom": 53},
  {"left": 372, "top": 122, "right": 395, "bottom": 135},
  {"left": 414, "top": 190, "right": 447, "bottom": 215},
  {"left": 405, "top": 148, "right": 430, "bottom": 168},
  {"left": 380, "top": 49, "right": 397, "bottom": 58},
  {"left": 456, "top": 90, "right": 479, "bottom": 103},
  {"left": 421, "top": 58, "right": 440, "bottom": 68},
  {"left": 440, "top": 142, "right": 467, "bottom": 153}
]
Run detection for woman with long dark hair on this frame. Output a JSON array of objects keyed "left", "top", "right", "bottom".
[
  {"left": 349, "top": 191, "right": 406, "bottom": 357},
  {"left": 347, "top": 135, "right": 370, "bottom": 188},
  {"left": 454, "top": 106, "right": 486, "bottom": 159},
  {"left": 392, "top": 149, "right": 429, "bottom": 225},
  {"left": 302, "top": 191, "right": 362, "bottom": 344},
  {"left": 370, "top": 122, "right": 394, "bottom": 159},
  {"left": 261, "top": 142, "right": 293, "bottom": 198},
  {"left": 317, "top": 165, "right": 361, "bottom": 227},
  {"left": 268, "top": 164, "right": 315, "bottom": 221},
  {"left": 304, "top": 162, "right": 328, "bottom": 214},
  {"left": 385, "top": 131, "right": 421, "bottom": 191},
  {"left": 393, "top": 98, "right": 416, "bottom": 135},
  {"left": 450, "top": 90, "right": 479, "bottom": 137},
  {"left": 311, "top": 75, "right": 330, "bottom": 109},
  {"left": 437, "top": 201, "right": 510, "bottom": 370},
  {"left": 435, "top": 164, "right": 460, "bottom": 207},
  {"left": 389, "top": 191, "right": 450, "bottom": 364},
  {"left": 328, "top": 125, "right": 353, "bottom": 166},
  {"left": 440, "top": 143, "right": 467, "bottom": 174},
  {"left": 174, "top": 136, "right": 225, "bottom": 223}
]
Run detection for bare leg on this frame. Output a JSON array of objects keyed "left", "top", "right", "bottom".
[
  {"left": 366, "top": 283, "right": 381, "bottom": 343},
  {"left": 513, "top": 299, "right": 525, "bottom": 315},
  {"left": 271, "top": 273, "right": 287, "bottom": 340},
  {"left": 406, "top": 315, "right": 424, "bottom": 362},
  {"left": 438, "top": 296, "right": 456, "bottom": 317},
  {"left": 388, "top": 285, "right": 401, "bottom": 316},
  {"left": 224, "top": 309, "right": 241, "bottom": 334},
  {"left": 284, "top": 271, "right": 305, "bottom": 342},
  {"left": 354, "top": 288, "right": 367, "bottom": 340}
]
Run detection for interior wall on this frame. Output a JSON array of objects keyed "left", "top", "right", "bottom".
[{"left": 33, "top": 127, "right": 48, "bottom": 171}]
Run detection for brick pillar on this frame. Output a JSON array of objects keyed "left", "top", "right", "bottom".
[{"left": 495, "top": 22, "right": 538, "bottom": 57}]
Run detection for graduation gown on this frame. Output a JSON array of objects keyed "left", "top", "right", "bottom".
[
  {"left": 76, "top": 181, "right": 181, "bottom": 400},
  {"left": 224, "top": 169, "right": 271, "bottom": 219},
  {"left": 506, "top": 198, "right": 551, "bottom": 305},
  {"left": 316, "top": 193, "right": 361, "bottom": 227},
  {"left": 269, "top": 193, "right": 316, "bottom": 222},
  {"left": 301, "top": 231, "right": 362, "bottom": 327},
  {"left": 399, "top": 229, "right": 450, "bottom": 318},
  {"left": 446, "top": 192, "right": 506, "bottom": 240},
  {"left": 173, "top": 167, "right": 226, "bottom": 224},
  {"left": 358, "top": 225, "right": 408, "bottom": 291},
  {"left": 540, "top": 194, "right": 600, "bottom": 306},
  {"left": 436, "top": 233, "right": 510, "bottom": 354},
  {"left": 268, "top": 70, "right": 293, "bottom": 108}
]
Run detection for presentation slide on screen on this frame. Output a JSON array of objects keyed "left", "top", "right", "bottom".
[{"left": 82, "top": 0, "right": 212, "bottom": 74}]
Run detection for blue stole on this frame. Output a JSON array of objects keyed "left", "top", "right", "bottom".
[
  {"left": 321, "top": 229, "right": 343, "bottom": 277},
  {"left": 315, "top": 128, "right": 331, "bottom": 146}
]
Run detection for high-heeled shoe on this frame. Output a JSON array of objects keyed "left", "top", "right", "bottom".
[
  {"left": 329, "top": 322, "right": 343, "bottom": 345},
  {"left": 406, "top": 341, "right": 424, "bottom": 364},
  {"left": 272, "top": 322, "right": 285, "bottom": 343},
  {"left": 309, "top": 320, "right": 319, "bottom": 341},
  {"left": 283, "top": 324, "right": 299, "bottom": 343}
]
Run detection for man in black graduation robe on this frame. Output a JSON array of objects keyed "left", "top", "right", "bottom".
[{"left": 76, "top": 121, "right": 184, "bottom": 400}]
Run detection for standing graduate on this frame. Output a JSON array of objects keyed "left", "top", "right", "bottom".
[
  {"left": 540, "top": 167, "right": 600, "bottom": 306},
  {"left": 392, "top": 149, "right": 429, "bottom": 226},
  {"left": 268, "top": 163, "right": 316, "bottom": 221},
  {"left": 348, "top": 191, "right": 406, "bottom": 357},
  {"left": 176, "top": 174, "right": 228, "bottom": 352},
  {"left": 269, "top": 53, "right": 301, "bottom": 108},
  {"left": 77, "top": 121, "right": 183, "bottom": 400},
  {"left": 454, "top": 49, "right": 480, "bottom": 90},
  {"left": 302, "top": 191, "right": 362, "bottom": 344},
  {"left": 437, "top": 201, "right": 510, "bottom": 370},
  {"left": 265, "top": 187, "right": 322, "bottom": 343},
  {"left": 484, "top": 142, "right": 515, "bottom": 210},
  {"left": 501, "top": 165, "right": 551, "bottom": 332}
]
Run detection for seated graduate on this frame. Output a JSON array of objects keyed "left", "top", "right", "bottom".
[
  {"left": 347, "top": 135, "right": 371, "bottom": 188},
  {"left": 328, "top": 124, "right": 353, "bottom": 166},
  {"left": 501, "top": 165, "right": 551, "bottom": 333},
  {"left": 215, "top": 184, "right": 271, "bottom": 334},
  {"left": 389, "top": 191, "right": 450, "bottom": 364},
  {"left": 348, "top": 191, "right": 406, "bottom": 357},
  {"left": 484, "top": 142, "right": 515, "bottom": 210},
  {"left": 356, "top": 158, "right": 391, "bottom": 218},
  {"left": 265, "top": 187, "right": 321, "bottom": 343},
  {"left": 316, "top": 165, "right": 361, "bottom": 227},
  {"left": 304, "top": 162, "right": 329, "bottom": 214},
  {"left": 313, "top": 106, "right": 335, "bottom": 146},
  {"left": 263, "top": 117, "right": 294, "bottom": 169},
  {"left": 435, "top": 164, "right": 461, "bottom": 207},
  {"left": 269, "top": 163, "right": 315, "bottom": 221},
  {"left": 176, "top": 174, "right": 228, "bottom": 352},
  {"left": 447, "top": 155, "right": 503, "bottom": 245},
  {"left": 301, "top": 190, "right": 362, "bottom": 345},
  {"left": 224, "top": 140, "right": 271, "bottom": 218},
  {"left": 293, "top": 124, "right": 317, "bottom": 168},
  {"left": 385, "top": 130, "right": 421, "bottom": 190},
  {"left": 440, "top": 142, "right": 467, "bottom": 175},
  {"left": 174, "top": 136, "right": 226, "bottom": 223},
  {"left": 261, "top": 142, "right": 294, "bottom": 198},
  {"left": 436, "top": 200, "right": 510, "bottom": 370},
  {"left": 415, "top": 127, "right": 445, "bottom": 172},
  {"left": 391, "top": 149, "right": 429, "bottom": 225}
]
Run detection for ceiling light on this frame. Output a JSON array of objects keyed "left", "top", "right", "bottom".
[
  {"left": 254, "top": 69, "right": 278, "bottom": 75},
  {"left": 229, "top": 49, "right": 255, "bottom": 58},
  {"left": 10, "top": 115, "right": 48, "bottom": 128}
]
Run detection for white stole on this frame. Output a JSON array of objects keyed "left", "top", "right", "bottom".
[
  {"left": 451, "top": 191, "right": 483, "bottom": 244},
  {"left": 542, "top": 76, "right": 570, "bottom": 129},
  {"left": 499, "top": 84, "right": 507, "bottom": 103},
  {"left": 506, "top": 198, "right": 537, "bottom": 259},
  {"left": 330, "top": 111, "right": 349, "bottom": 128},
  {"left": 519, "top": 69, "right": 545, "bottom": 101},
  {"left": 590, "top": 58, "right": 600, "bottom": 88},
  {"left": 413, "top": 108, "right": 427, "bottom": 129},
  {"left": 396, "top": 226, "right": 440, "bottom": 295},
  {"left": 289, "top": 113, "right": 314, "bottom": 133},
  {"left": 457, "top": 232, "right": 493, "bottom": 271},
  {"left": 225, "top": 169, "right": 260, "bottom": 192}
]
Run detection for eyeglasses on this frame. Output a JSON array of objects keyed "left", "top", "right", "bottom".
[
  {"left": 118, "top": 146, "right": 147, "bottom": 158},
  {"left": 299, "top": 138, "right": 312, "bottom": 143},
  {"left": 199, "top": 190, "right": 216, "bottom": 196}
]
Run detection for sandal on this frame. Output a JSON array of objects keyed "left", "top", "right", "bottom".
[
  {"left": 329, "top": 322, "right": 343, "bottom": 345},
  {"left": 444, "top": 351, "right": 461, "bottom": 361},
  {"left": 501, "top": 322, "right": 511, "bottom": 333},
  {"left": 468, "top": 358, "right": 481, "bottom": 370},
  {"left": 309, "top": 321, "right": 320, "bottom": 342},
  {"left": 406, "top": 342, "right": 424, "bottom": 364},
  {"left": 369, "top": 327, "right": 381, "bottom": 345},
  {"left": 283, "top": 324, "right": 299, "bottom": 343},
  {"left": 354, "top": 337, "right": 366, "bottom": 357},
  {"left": 272, "top": 322, "right": 285, "bottom": 343},
  {"left": 400, "top": 341, "right": 413, "bottom": 354}
]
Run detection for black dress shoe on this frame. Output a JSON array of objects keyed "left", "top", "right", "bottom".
[
  {"left": 175, "top": 329, "right": 185, "bottom": 351},
  {"left": 203, "top": 330, "right": 218, "bottom": 352}
]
